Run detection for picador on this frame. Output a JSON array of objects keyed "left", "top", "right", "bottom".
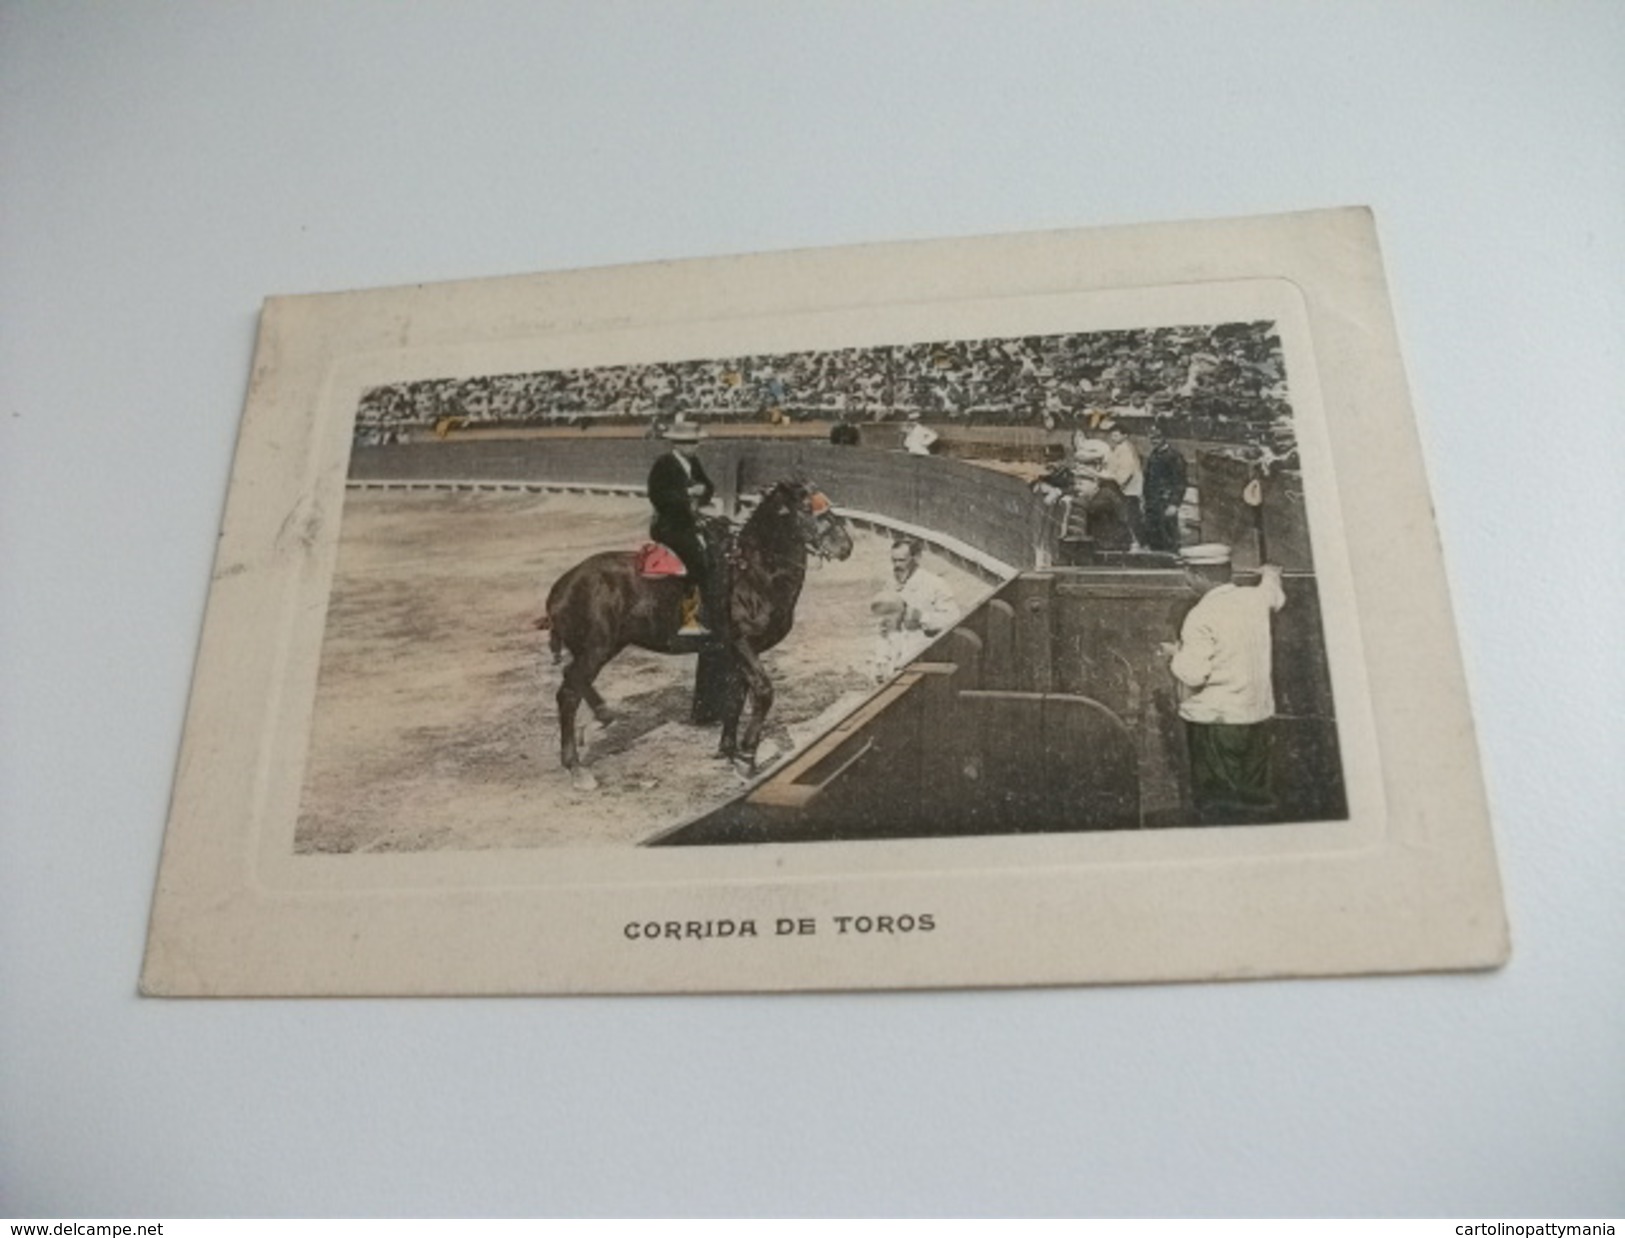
[{"left": 646, "top": 420, "right": 716, "bottom": 635}]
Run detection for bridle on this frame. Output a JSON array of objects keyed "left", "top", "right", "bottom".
[
  {"left": 733, "top": 483, "right": 849, "bottom": 564},
  {"left": 804, "top": 489, "right": 848, "bottom": 562}
]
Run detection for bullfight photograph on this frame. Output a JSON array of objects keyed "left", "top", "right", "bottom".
[{"left": 294, "top": 321, "right": 1350, "bottom": 853}]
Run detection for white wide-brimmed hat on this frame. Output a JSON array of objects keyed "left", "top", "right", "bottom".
[{"left": 1180, "top": 543, "right": 1232, "bottom": 566}]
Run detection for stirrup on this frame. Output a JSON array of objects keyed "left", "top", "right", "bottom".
[{"left": 679, "top": 589, "right": 711, "bottom": 636}]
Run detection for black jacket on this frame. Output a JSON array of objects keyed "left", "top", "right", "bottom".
[
  {"left": 647, "top": 450, "right": 715, "bottom": 521},
  {"left": 1144, "top": 443, "right": 1189, "bottom": 510}
]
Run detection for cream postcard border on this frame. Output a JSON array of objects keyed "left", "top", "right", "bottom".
[{"left": 142, "top": 208, "right": 1508, "bottom": 996}]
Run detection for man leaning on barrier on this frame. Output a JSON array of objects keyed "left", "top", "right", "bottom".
[
  {"left": 1162, "top": 543, "right": 1287, "bottom": 825},
  {"left": 870, "top": 537, "right": 962, "bottom": 683}
]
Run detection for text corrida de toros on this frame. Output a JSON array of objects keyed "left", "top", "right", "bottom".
[{"left": 623, "top": 914, "right": 936, "bottom": 941}]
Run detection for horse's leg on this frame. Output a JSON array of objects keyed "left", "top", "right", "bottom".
[
  {"left": 557, "top": 649, "right": 610, "bottom": 790},
  {"left": 730, "top": 640, "right": 775, "bottom": 775},
  {"left": 715, "top": 662, "right": 749, "bottom": 760},
  {"left": 556, "top": 677, "right": 583, "bottom": 778},
  {"left": 581, "top": 682, "right": 616, "bottom": 727},
  {"left": 556, "top": 677, "right": 589, "bottom": 789}
]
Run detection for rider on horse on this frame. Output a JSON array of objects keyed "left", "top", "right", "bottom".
[{"left": 647, "top": 420, "right": 716, "bottom": 635}]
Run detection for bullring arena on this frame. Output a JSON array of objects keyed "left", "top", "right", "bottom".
[
  {"left": 294, "top": 484, "right": 985, "bottom": 852},
  {"left": 295, "top": 423, "right": 1347, "bottom": 853}
]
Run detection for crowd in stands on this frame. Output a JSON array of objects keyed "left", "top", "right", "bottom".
[{"left": 355, "top": 322, "right": 1292, "bottom": 449}]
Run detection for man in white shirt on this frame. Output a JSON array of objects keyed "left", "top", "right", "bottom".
[
  {"left": 901, "top": 411, "right": 938, "bottom": 456},
  {"left": 1165, "top": 543, "right": 1287, "bottom": 824},
  {"left": 1101, "top": 420, "right": 1145, "bottom": 548},
  {"left": 870, "top": 538, "right": 961, "bottom": 681}
]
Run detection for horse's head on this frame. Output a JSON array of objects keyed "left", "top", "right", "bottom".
[
  {"left": 806, "top": 486, "right": 855, "bottom": 562},
  {"left": 753, "top": 480, "right": 854, "bottom": 563}
]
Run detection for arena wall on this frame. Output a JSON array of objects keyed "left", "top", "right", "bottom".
[
  {"left": 1192, "top": 451, "right": 1313, "bottom": 571},
  {"left": 656, "top": 566, "right": 1347, "bottom": 845},
  {"left": 348, "top": 437, "right": 1063, "bottom": 574}
]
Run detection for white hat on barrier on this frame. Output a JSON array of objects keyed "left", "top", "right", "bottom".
[{"left": 1180, "top": 543, "right": 1232, "bottom": 566}]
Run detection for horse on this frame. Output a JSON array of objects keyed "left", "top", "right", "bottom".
[{"left": 537, "top": 479, "right": 855, "bottom": 789}]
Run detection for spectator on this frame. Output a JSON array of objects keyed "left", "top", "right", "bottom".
[
  {"left": 1142, "top": 423, "right": 1189, "bottom": 551},
  {"left": 901, "top": 410, "right": 938, "bottom": 456},
  {"left": 1164, "top": 544, "right": 1287, "bottom": 824},
  {"left": 1101, "top": 418, "right": 1145, "bottom": 548},
  {"left": 352, "top": 323, "right": 1295, "bottom": 463},
  {"left": 1072, "top": 428, "right": 1111, "bottom": 474},
  {"left": 1033, "top": 436, "right": 1136, "bottom": 554},
  {"left": 870, "top": 538, "right": 961, "bottom": 681}
]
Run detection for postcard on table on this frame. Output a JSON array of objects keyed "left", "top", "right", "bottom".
[{"left": 141, "top": 207, "right": 1509, "bottom": 996}]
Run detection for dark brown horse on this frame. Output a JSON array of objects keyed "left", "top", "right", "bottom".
[{"left": 538, "top": 480, "right": 854, "bottom": 789}]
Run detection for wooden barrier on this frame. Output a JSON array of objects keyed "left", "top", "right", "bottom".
[
  {"left": 349, "top": 437, "right": 1062, "bottom": 574},
  {"left": 654, "top": 562, "right": 1347, "bottom": 845},
  {"left": 981, "top": 598, "right": 1017, "bottom": 689},
  {"left": 1193, "top": 450, "right": 1313, "bottom": 571}
]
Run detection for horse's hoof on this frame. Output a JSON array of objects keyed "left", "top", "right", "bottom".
[{"left": 570, "top": 767, "right": 599, "bottom": 792}]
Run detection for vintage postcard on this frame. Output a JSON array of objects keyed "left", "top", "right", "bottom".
[{"left": 141, "top": 208, "right": 1508, "bottom": 995}]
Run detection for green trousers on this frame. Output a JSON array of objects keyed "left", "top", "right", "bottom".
[{"left": 1186, "top": 720, "right": 1277, "bottom": 826}]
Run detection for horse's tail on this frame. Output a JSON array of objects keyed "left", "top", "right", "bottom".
[{"left": 531, "top": 609, "right": 564, "bottom": 664}]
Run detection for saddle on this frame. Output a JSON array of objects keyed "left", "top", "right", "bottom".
[
  {"left": 641, "top": 519, "right": 736, "bottom": 651},
  {"left": 637, "top": 517, "right": 742, "bottom": 580},
  {"left": 635, "top": 542, "right": 687, "bottom": 579}
]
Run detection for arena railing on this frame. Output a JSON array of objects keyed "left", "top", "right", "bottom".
[{"left": 346, "top": 437, "right": 1062, "bottom": 578}]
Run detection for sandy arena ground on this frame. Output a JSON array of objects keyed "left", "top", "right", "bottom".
[{"left": 294, "top": 489, "right": 987, "bottom": 852}]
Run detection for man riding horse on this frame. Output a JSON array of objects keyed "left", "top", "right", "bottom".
[
  {"left": 541, "top": 477, "right": 854, "bottom": 789},
  {"left": 647, "top": 420, "right": 716, "bottom": 635}
]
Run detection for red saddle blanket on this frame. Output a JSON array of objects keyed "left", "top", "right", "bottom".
[{"left": 635, "top": 542, "right": 688, "bottom": 578}]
